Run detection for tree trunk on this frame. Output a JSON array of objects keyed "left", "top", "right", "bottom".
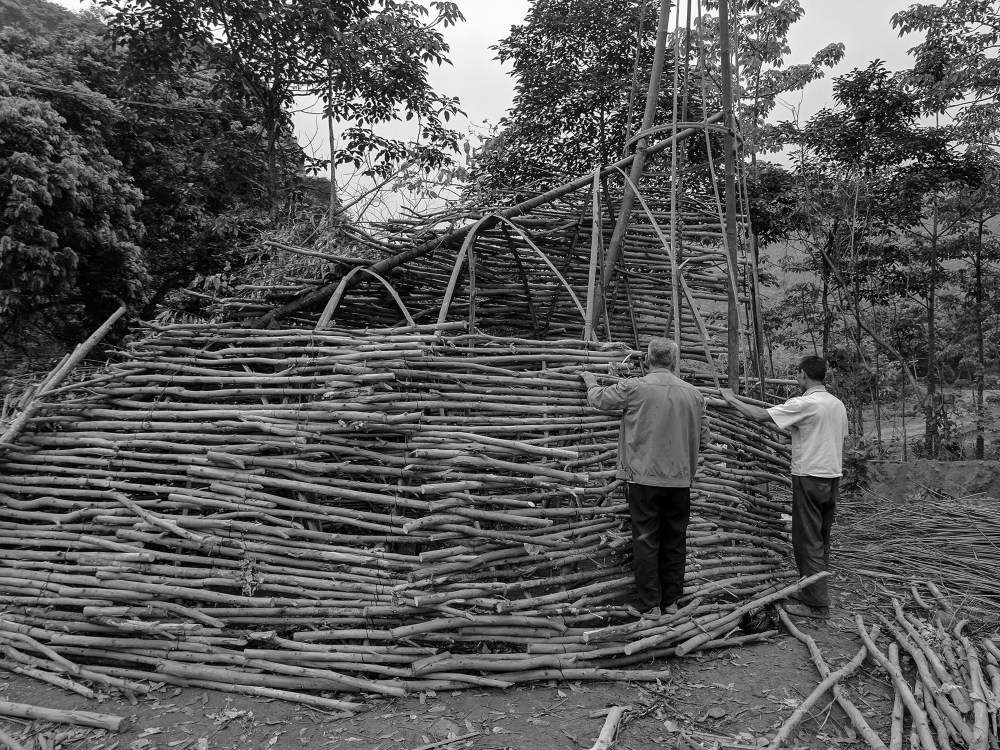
[
  {"left": 821, "top": 272, "right": 830, "bottom": 357},
  {"left": 974, "top": 211, "right": 985, "bottom": 459},
  {"left": 819, "top": 224, "right": 837, "bottom": 358},
  {"left": 923, "top": 208, "right": 939, "bottom": 458}
]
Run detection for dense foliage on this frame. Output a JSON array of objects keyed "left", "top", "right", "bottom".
[
  {"left": 478, "top": 0, "right": 661, "bottom": 193},
  {"left": 98, "top": 0, "right": 465, "bottom": 184},
  {"left": 0, "top": 11, "right": 278, "bottom": 348},
  {"left": 892, "top": 0, "right": 1000, "bottom": 146},
  {"left": 0, "top": 0, "right": 465, "bottom": 362}
]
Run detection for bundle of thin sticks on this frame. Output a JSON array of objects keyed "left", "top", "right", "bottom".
[
  {"left": 837, "top": 493, "right": 1000, "bottom": 617},
  {"left": 0, "top": 323, "right": 797, "bottom": 710}
]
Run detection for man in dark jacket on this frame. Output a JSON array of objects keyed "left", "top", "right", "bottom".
[{"left": 580, "top": 337, "right": 710, "bottom": 619}]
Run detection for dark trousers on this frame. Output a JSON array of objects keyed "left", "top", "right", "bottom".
[
  {"left": 627, "top": 483, "right": 691, "bottom": 610},
  {"left": 791, "top": 475, "right": 839, "bottom": 608}
]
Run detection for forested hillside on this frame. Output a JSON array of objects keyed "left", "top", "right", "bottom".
[{"left": 0, "top": 0, "right": 463, "bottom": 373}]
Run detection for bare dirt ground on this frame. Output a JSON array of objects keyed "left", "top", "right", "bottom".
[
  {"left": 5, "top": 460, "right": 998, "bottom": 750},
  {"left": 870, "top": 458, "right": 1000, "bottom": 503}
]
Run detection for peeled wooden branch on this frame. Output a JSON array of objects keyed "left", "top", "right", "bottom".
[
  {"left": 0, "top": 700, "right": 127, "bottom": 732},
  {"left": 777, "top": 607, "right": 887, "bottom": 750},
  {"left": 674, "top": 572, "right": 829, "bottom": 657},
  {"left": 878, "top": 612, "right": 974, "bottom": 746},
  {"left": 587, "top": 706, "right": 629, "bottom": 750},
  {"left": 958, "top": 633, "right": 991, "bottom": 750},
  {"left": 889, "top": 644, "right": 905, "bottom": 750},
  {"left": 0, "top": 728, "right": 27, "bottom": 750},
  {"left": 768, "top": 619, "right": 876, "bottom": 750},
  {"left": 0, "top": 306, "right": 126, "bottom": 452},
  {"left": 893, "top": 600, "right": 972, "bottom": 714},
  {"left": 855, "top": 615, "right": 937, "bottom": 750}
]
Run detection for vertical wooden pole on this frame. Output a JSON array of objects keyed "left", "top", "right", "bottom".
[
  {"left": 718, "top": 0, "right": 741, "bottom": 389},
  {"left": 668, "top": 30, "right": 682, "bottom": 372},
  {"left": 589, "top": 0, "right": 673, "bottom": 335},
  {"left": 584, "top": 169, "right": 602, "bottom": 341},
  {"left": 327, "top": 62, "right": 338, "bottom": 226}
]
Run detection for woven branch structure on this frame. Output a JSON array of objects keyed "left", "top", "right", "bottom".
[{"left": 0, "top": 124, "right": 804, "bottom": 710}]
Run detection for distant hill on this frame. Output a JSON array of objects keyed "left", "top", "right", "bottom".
[{"left": 0, "top": 0, "right": 103, "bottom": 36}]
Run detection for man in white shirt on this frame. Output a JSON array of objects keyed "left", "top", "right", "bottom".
[{"left": 721, "top": 356, "right": 849, "bottom": 619}]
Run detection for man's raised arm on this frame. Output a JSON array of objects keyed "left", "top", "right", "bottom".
[{"left": 719, "top": 388, "right": 776, "bottom": 425}]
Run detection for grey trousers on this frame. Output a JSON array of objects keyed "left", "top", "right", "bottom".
[{"left": 791, "top": 475, "right": 839, "bottom": 608}]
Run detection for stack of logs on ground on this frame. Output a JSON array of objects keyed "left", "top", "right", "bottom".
[
  {"left": 0, "top": 321, "right": 804, "bottom": 713},
  {"left": 774, "top": 585, "right": 1000, "bottom": 750}
]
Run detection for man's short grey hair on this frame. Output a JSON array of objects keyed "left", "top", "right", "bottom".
[{"left": 647, "top": 337, "right": 678, "bottom": 368}]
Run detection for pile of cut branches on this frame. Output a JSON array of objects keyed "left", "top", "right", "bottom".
[{"left": 837, "top": 493, "right": 1000, "bottom": 622}]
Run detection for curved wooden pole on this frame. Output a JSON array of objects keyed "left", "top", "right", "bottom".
[
  {"left": 436, "top": 216, "right": 490, "bottom": 328},
  {"left": 316, "top": 266, "right": 417, "bottom": 330},
  {"left": 591, "top": 0, "right": 674, "bottom": 334},
  {"left": 493, "top": 215, "right": 588, "bottom": 325}
]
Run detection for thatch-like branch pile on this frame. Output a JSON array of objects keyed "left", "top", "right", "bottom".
[
  {"left": 0, "top": 322, "right": 797, "bottom": 709},
  {"left": 838, "top": 494, "right": 1000, "bottom": 623},
  {"left": 207, "top": 156, "right": 753, "bottom": 364}
]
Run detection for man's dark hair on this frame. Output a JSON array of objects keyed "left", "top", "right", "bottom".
[{"left": 799, "top": 355, "right": 827, "bottom": 382}]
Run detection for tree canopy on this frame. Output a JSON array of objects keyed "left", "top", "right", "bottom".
[
  {"left": 0, "top": 4, "right": 287, "bottom": 347},
  {"left": 98, "top": 0, "right": 466, "bottom": 186},
  {"left": 892, "top": 0, "right": 1000, "bottom": 145},
  {"left": 472, "top": 0, "right": 843, "bottom": 201}
]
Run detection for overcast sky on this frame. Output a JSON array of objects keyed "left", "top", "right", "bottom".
[{"left": 291, "top": 0, "right": 926, "bottom": 162}]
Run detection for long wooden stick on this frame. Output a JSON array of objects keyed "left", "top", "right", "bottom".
[
  {"left": 888, "top": 643, "right": 905, "bottom": 750},
  {"left": 0, "top": 700, "right": 127, "bottom": 732},
  {"left": 0, "top": 728, "right": 27, "bottom": 750},
  {"left": 777, "top": 607, "right": 888, "bottom": 750},
  {"left": 855, "top": 615, "right": 937, "bottom": 750},
  {"left": 767, "top": 633, "right": 873, "bottom": 750}
]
